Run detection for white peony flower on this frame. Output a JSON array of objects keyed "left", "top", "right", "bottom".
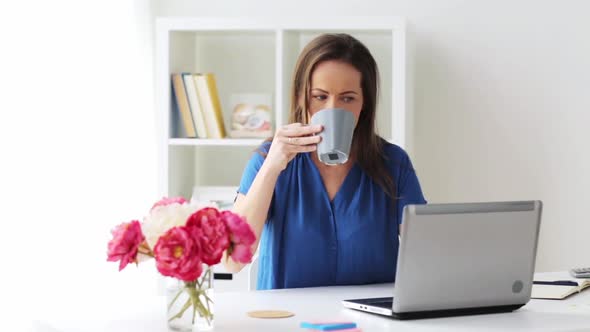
[{"left": 141, "top": 200, "right": 218, "bottom": 250}]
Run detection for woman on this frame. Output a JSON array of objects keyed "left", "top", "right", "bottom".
[{"left": 223, "top": 33, "right": 427, "bottom": 290}]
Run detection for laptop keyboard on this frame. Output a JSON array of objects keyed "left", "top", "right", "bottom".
[{"left": 351, "top": 297, "right": 394, "bottom": 309}]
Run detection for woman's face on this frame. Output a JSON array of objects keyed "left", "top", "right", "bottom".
[{"left": 307, "top": 60, "right": 364, "bottom": 124}]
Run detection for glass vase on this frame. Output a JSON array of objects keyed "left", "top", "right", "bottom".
[{"left": 165, "top": 266, "right": 214, "bottom": 331}]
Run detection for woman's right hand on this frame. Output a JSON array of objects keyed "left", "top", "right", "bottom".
[{"left": 264, "top": 123, "right": 323, "bottom": 172}]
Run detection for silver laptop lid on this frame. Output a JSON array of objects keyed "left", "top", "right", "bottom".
[{"left": 393, "top": 201, "right": 542, "bottom": 313}]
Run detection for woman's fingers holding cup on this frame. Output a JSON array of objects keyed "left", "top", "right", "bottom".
[
  {"left": 277, "top": 123, "right": 303, "bottom": 136},
  {"left": 280, "top": 123, "right": 323, "bottom": 137},
  {"left": 282, "top": 135, "right": 321, "bottom": 146},
  {"left": 284, "top": 140, "right": 317, "bottom": 153}
]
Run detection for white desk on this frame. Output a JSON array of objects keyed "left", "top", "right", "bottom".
[{"left": 33, "top": 272, "right": 590, "bottom": 332}]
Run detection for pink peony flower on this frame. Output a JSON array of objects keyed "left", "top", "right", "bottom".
[
  {"left": 107, "top": 220, "right": 145, "bottom": 271},
  {"left": 154, "top": 226, "right": 203, "bottom": 281},
  {"left": 150, "top": 196, "right": 187, "bottom": 211},
  {"left": 186, "top": 207, "right": 230, "bottom": 265},
  {"left": 222, "top": 211, "right": 256, "bottom": 264}
]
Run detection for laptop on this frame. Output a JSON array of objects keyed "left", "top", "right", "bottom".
[{"left": 343, "top": 201, "right": 543, "bottom": 319}]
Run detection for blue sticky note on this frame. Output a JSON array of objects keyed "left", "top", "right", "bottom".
[{"left": 300, "top": 321, "right": 357, "bottom": 331}]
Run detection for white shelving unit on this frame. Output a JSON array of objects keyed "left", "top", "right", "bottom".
[{"left": 155, "top": 17, "right": 411, "bottom": 291}]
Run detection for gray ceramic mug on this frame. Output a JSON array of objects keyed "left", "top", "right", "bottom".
[{"left": 310, "top": 108, "right": 355, "bottom": 165}]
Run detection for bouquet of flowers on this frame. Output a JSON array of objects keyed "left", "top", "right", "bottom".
[{"left": 106, "top": 196, "right": 255, "bottom": 330}]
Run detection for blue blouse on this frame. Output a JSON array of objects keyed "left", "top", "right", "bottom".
[{"left": 237, "top": 140, "right": 426, "bottom": 290}]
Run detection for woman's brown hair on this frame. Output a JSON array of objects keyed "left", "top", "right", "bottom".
[{"left": 263, "top": 33, "right": 396, "bottom": 200}]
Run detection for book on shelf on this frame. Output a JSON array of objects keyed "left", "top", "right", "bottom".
[
  {"left": 182, "top": 73, "right": 208, "bottom": 138},
  {"left": 170, "top": 86, "right": 184, "bottom": 138},
  {"left": 171, "top": 73, "right": 197, "bottom": 138},
  {"left": 531, "top": 278, "right": 590, "bottom": 300},
  {"left": 194, "top": 73, "right": 227, "bottom": 139},
  {"left": 170, "top": 72, "right": 227, "bottom": 139}
]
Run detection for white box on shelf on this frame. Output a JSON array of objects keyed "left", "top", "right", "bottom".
[{"left": 191, "top": 186, "right": 237, "bottom": 210}]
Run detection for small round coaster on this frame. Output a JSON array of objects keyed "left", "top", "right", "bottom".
[{"left": 247, "top": 310, "right": 295, "bottom": 319}]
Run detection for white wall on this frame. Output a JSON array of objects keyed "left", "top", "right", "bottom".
[
  {"left": 0, "top": 1, "right": 159, "bottom": 329},
  {"left": 154, "top": 0, "right": 590, "bottom": 272}
]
